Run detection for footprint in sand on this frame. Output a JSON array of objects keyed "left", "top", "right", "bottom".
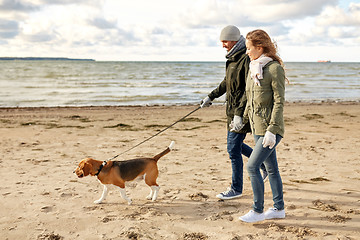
[
  {"left": 325, "top": 214, "right": 351, "bottom": 223},
  {"left": 312, "top": 199, "right": 338, "bottom": 212},
  {"left": 83, "top": 205, "right": 101, "bottom": 211},
  {"left": 310, "top": 177, "right": 330, "bottom": 182},
  {"left": 182, "top": 232, "right": 208, "bottom": 240},
  {"left": 101, "top": 215, "right": 117, "bottom": 223},
  {"left": 121, "top": 231, "right": 142, "bottom": 240},
  {"left": 290, "top": 177, "right": 330, "bottom": 185},
  {"left": 40, "top": 206, "right": 53, "bottom": 213},
  {"left": 346, "top": 209, "right": 360, "bottom": 215},
  {"left": 302, "top": 113, "right": 324, "bottom": 120},
  {"left": 120, "top": 226, "right": 143, "bottom": 239},
  {"left": 37, "top": 232, "right": 63, "bottom": 240},
  {"left": 60, "top": 192, "right": 76, "bottom": 198},
  {"left": 206, "top": 211, "right": 234, "bottom": 221},
  {"left": 267, "top": 223, "right": 317, "bottom": 238},
  {"left": 163, "top": 189, "right": 181, "bottom": 200},
  {"left": 189, "top": 192, "right": 209, "bottom": 201}
]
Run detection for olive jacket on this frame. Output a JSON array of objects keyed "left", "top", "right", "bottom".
[
  {"left": 208, "top": 48, "right": 250, "bottom": 133},
  {"left": 243, "top": 61, "right": 285, "bottom": 137}
]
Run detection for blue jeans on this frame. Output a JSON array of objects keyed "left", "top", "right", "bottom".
[
  {"left": 227, "top": 131, "right": 253, "bottom": 193},
  {"left": 247, "top": 134, "right": 284, "bottom": 213}
]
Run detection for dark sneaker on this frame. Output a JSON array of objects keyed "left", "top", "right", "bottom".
[{"left": 216, "top": 187, "right": 242, "bottom": 200}]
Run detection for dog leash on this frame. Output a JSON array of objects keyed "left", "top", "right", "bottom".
[{"left": 106, "top": 105, "right": 202, "bottom": 161}]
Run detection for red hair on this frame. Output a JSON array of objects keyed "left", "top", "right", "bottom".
[{"left": 246, "top": 29, "right": 284, "bottom": 66}]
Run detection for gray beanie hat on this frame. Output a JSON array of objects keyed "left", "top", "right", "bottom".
[{"left": 220, "top": 25, "right": 240, "bottom": 41}]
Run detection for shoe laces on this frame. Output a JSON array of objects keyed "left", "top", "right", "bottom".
[{"left": 221, "top": 187, "right": 234, "bottom": 195}]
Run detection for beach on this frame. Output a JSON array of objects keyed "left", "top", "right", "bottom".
[{"left": 1, "top": 102, "right": 359, "bottom": 240}]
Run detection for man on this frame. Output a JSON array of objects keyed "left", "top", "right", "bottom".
[{"left": 200, "top": 25, "right": 267, "bottom": 200}]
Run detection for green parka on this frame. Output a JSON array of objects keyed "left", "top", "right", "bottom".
[
  {"left": 208, "top": 48, "right": 250, "bottom": 133},
  {"left": 243, "top": 61, "right": 285, "bottom": 137}
]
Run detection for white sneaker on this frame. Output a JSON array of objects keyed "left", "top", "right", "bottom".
[
  {"left": 239, "top": 210, "right": 265, "bottom": 223},
  {"left": 264, "top": 208, "right": 285, "bottom": 219}
]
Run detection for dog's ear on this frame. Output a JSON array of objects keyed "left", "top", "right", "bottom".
[{"left": 82, "top": 161, "right": 92, "bottom": 176}]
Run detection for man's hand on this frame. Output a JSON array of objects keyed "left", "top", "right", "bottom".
[
  {"left": 229, "top": 115, "right": 243, "bottom": 132},
  {"left": 200, "top": 96, "right": 212, "bottom": 108},
  {"left": 262, "top": 131, "right": 276, "bottom": 149}
]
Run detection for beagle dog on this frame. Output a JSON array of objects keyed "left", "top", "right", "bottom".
[{"left": 74, "top": 141, "right": 174, "bottom": 205}]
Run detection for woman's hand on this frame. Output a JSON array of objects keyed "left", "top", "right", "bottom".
[{"left": 262, "top": 131, "right": 276, "bottom": 149}]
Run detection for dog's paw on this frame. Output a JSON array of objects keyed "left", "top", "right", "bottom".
[
  {"left": 146, "top": 194, "right": 152, "bottom": 200},
  {"left": 127, "top": 199, "right": 133, "bottom": 205},
  {"left": 94, "top": 199, "right": 103, "bottom": 204}
]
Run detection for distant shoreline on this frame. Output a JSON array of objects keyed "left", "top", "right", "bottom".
[{"left": 0, "top": 57, "right": 95, "bottom": 61}]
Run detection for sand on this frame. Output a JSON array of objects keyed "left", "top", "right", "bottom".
[{"left": 0, "top": 102, "right": 359, "bottom": 240}]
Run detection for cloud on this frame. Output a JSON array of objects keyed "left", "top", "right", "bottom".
[
  {"left": 316, "top": 3, "right": 360, "bottom": 26},
  {"left": 40, "top": 0, "right": 101, "bottom": 5},
  {"left": 170, "top": 0, "right": 339, "bottom": 45},
  {"left": 0, "top": 19, "right": 19, "bottom": 38},
  {"left": 243, "top": 0, "right": 338, "bottom": 22},
  {"left": 0, "top": 0, "right": 358, "bottom": 61},
  {"left": 22, "top": 31, "right": 55, "bottom": 42},
  {"left": 297, "top": 3, "right": 360, "bottom": 46},
  {"left": 89, "top": 17, "right": 117, "bottom": 29},
  {"left": 176, "top": 0, "right": 338, "bottom": 28},
  {"left": 0, "top": 0, "right": 39, "bottom": 12}
]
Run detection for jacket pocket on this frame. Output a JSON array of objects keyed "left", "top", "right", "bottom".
[{"left": 255, "top": 107, "right": 271, "bottom": 128}]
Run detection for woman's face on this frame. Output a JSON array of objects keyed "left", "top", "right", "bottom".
[{"left": 246, "top": 39, "right": 264, "bottom": 61}]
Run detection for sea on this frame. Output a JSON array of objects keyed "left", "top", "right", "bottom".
[{"left": 0, "top": 61, "right": 359, "bottom": 107}]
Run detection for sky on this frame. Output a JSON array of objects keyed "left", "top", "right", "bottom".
[{"left": 0, "top": 0, "right": 359, "bottom": 62}]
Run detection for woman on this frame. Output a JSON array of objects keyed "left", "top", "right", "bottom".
[{"left": 239, "top": 29, "right": 286, "bottom": 223}]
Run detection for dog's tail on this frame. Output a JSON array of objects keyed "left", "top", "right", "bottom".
[{"left": 153, "top": 141, "right": 175, "bottom": 162}]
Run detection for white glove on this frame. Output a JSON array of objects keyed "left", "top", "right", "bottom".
[
  {"left": 200, "top": 96, "right": 212, "bottom": 108},
  {"left": 262, "top": 131, "right": 276, "bottom": 149},
  {"left": 229, "top": 115, "right": 243, "bottom": 132}
]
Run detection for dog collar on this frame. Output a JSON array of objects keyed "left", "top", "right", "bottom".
[{"left": 95, "top": 161, "right": 107, "bottom": 176}]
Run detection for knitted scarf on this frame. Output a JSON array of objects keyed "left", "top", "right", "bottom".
[
  {"left": 225, "top": 35, "right": 246, "bottom": 59},
  {"left": 249, "top": 54, "right": 273, "bottom": 86}
]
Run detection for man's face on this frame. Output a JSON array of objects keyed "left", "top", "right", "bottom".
[{"left": 221, "top": 40, "right": 237, "bottom": 52}]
